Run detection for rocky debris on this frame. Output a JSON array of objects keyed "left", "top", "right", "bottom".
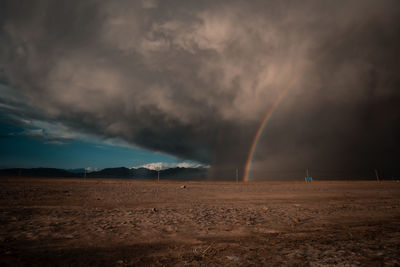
[{"left": 1, "top": 179, "right": 400, "bottom": 266}]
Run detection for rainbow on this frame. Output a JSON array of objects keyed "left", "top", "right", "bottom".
[
  {"left": 242, "top": 35, "right": 348, "bottom": 181},
  {"left": 243, "top": 78, "right": 297, "bottom": 182}
]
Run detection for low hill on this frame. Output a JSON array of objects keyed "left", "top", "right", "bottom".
[
  {"left": 0, "top": 168, "right": 77, "bottom": 178},
  {"left": 0, "top": 167, "right": 209, "bottom": 180}
]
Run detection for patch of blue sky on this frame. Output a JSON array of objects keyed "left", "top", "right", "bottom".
[{"left": 0, "top": 119, "right": 185, "bottom": 170}]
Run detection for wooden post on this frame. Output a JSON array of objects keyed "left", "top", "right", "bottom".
[{"left": 157, "top": 171, "right": 160, "bottom": 182}]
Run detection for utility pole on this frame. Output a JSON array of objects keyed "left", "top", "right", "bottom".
[
  {"left": 374, "top": 169, "right": 379, "bottom": 181},
  {"left": 236, "top": 168, "right": 238, "bottom": 183}
]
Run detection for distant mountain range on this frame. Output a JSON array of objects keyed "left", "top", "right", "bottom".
[{"left": 0, "top": 167, "right": 209, "bottom": 180}]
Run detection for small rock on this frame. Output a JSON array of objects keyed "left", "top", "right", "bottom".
[
  {"left": 165, "top": 225, "right": 173, "bottom": 232},
  {"left": 293, "top": 217, "right": 301, "bottom": 223},
  {"left": 226, "top": 255, "right": 240, "bottom": 261},
  {"left": 180, "top": 185, "right": 186, "bottom": 189},
  {"left": 152, "top": 207, "right": 158, "bottom": 212}
]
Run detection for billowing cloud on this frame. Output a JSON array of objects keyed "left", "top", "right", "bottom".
[
  {"left": 85, "top": 167, "right": 99, "bottom": 172},
  {"left": 1, "top": 0, "right": 399, "bottom": 179},
  {"left": 134, "top": 162, "right": 209, "bottom": 170}
]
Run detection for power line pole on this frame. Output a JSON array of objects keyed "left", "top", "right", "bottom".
[
  {"left": 374, "top": 169, "right": 379, "bottom": 181},
  {"left": 236, "top": 168, "right": 238, "bottom": 183}
]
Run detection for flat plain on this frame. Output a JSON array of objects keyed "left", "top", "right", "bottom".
[{"left": 0, "top": 178, "right": 400, "bottom": 266}]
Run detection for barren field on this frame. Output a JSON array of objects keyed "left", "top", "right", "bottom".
[{"left": 0, "top": 178, "right": 400, "bottom": 266}]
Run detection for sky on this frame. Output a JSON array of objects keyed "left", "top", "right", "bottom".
[
  {"left": 1, "top": 0, "right": 400, "bottom": 179},
  {"left": 0, "top": 115, "right": 195, "bottom": 170}
]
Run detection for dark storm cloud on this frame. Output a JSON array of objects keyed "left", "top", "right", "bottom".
[{"left": 1, "top": 0, "right": 399, "bottom": 179}]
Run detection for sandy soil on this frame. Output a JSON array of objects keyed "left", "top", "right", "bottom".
[{"left": 0, "top": 178, "right": 399, "bottom": 266}]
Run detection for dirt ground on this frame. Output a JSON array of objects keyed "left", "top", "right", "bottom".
[{"left": 0, "top": 178, "right": 399, "bottom": 266}]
